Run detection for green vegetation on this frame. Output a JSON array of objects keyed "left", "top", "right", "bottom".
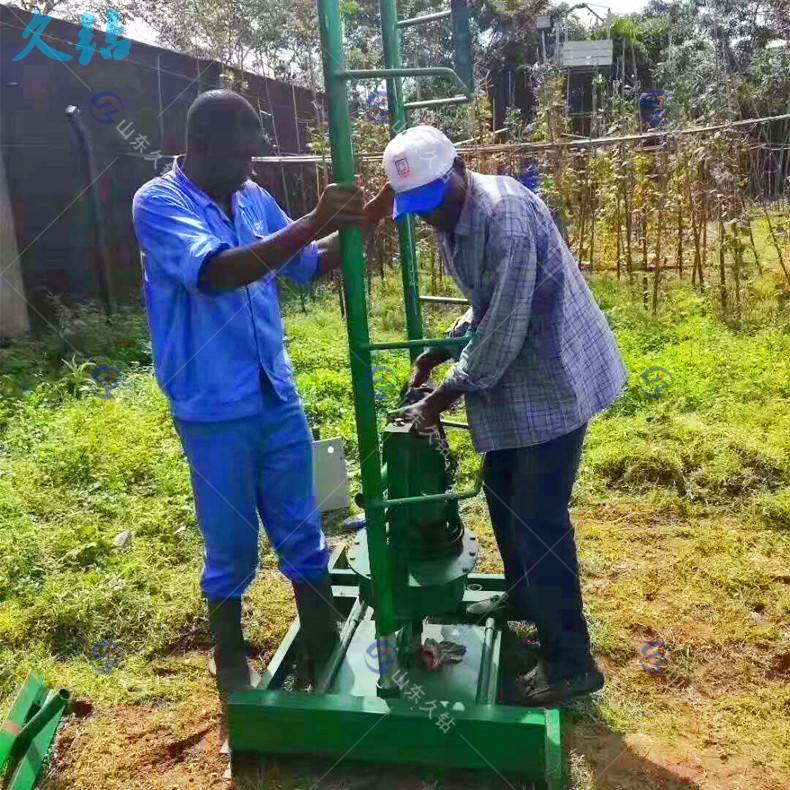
[{"left": 1, "top": 262, "right": 788, "bottom": 787}]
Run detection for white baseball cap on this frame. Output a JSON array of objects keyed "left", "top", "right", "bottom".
[{"left": 382, "top": 125, "right": 457, "bottom": 219}]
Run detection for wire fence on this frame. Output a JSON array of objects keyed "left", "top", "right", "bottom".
[{"left": 257, "top": 113, "right": 789, "bottom": 321}]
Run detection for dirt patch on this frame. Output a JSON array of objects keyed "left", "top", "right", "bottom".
[{"left": 42, "top": 697, "right": 227, "bottom": 790}]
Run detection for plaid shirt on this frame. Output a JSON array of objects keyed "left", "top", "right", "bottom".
[{"left": 439, "top": 172, "right": 627, "bottom": 453}]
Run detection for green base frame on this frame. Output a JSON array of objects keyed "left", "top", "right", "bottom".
[{"left": 228, "top": 556, "right": 566, "bottom": 788}]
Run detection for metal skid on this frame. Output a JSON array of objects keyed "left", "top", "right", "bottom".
[{"left": 229, "top": 556, "right": 564, "bottom": 787}]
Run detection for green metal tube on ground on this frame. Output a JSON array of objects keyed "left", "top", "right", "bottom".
[
  {"left": 9, "top": 689, "right": 71, "bottom": 761},
  {"left": 316, "top": 0, "right": 400, "bottom": 681},
  {"left": 0, "top": 675, "right": 45, "bottom": 773},
  {"left": 379, "top": 0, "right": 423, "bottom": 359}
]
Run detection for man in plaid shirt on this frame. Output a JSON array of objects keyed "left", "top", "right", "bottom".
[{"left": 383, "top": 126, "right": 627, "bottom": 705}]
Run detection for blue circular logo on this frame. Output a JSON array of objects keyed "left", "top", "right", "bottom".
[
  {"left": 639, "top": 366, "right": 672, "bottom": 399},
  {"left": 365, "top": 89, "right": 389, "bottom": 126},
  {"left": 639, "top": 640, "right": 670, "bottom": 674},
  {"left": 89, "top": 91, "right": 124, "bottom": 125},
  {"left": 92, "top": 365, "right": 120, "bottom": 398},
  {"left": 89, "top": 640, "right": 124, "bottom": 674},
  {"left": 364, "top": 640, "right": 396, "bottom": 674}
]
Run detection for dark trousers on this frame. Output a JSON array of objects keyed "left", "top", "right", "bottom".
[{"left": 483, "top": 423, "right": 591, "bottom": 681}]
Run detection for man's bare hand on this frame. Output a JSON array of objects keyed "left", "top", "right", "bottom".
[
  {"left": 312, "top": 183, "right": 366, "bottom": 233},
  {"left": 392, "top": 384, "right": 461, "bottom": 433},
  {"left": 364, "top": 183, "right": 395, "bottom": 226},
  {"left": 408, "top": 348, "right": 452, "bottom": 388}
]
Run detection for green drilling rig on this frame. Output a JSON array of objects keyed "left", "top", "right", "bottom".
[{"left": 228, "top": 1, "right": 566, "bottom": 786}]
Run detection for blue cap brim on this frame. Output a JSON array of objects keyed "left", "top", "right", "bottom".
[{"left": 393, "top": 176, "right": 451, "bottom": 220}]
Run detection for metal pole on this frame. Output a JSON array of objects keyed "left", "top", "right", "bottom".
[
  {"left": 451, "top": 0, "right": 474, "bottom": 94},
  {"left": 316, "top": 0, "right": 400, "bottom": 691},
  {"left": 379, "top": 0, "right": 424, "bottom": 360}
]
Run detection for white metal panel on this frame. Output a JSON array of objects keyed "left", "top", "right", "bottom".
[
  {"left": 313, "top": 437, "right": 350, "bottom": 513},
  {"left": 561, "top": 39, "right": 614, "bottom": 68}
]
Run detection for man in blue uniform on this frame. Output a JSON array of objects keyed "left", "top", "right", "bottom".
[{"left": 133, "top": 89, "right": 391, "bottom": 698}]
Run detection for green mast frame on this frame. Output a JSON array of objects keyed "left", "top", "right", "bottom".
[
  {"left": 228, "top": 2, "right": 566, "bottom": 786},
  {"left": 313, "top": 0, "right": 479, "bottom": 690}
]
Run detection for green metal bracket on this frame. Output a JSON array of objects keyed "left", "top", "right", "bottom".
[
  {"left": 404, "top": 95, "right": 470, "bottom": 110},
  {"left": 339, "top": 67, "right": 470, "bottom": 97},
  {"left": 419, "top": 295, "right": 469, "bottom": 305},
  {"left": 365, "top": 335, "right": 473, "bottom": 351},
  {"left": 397, "top": 9, "right": 451, "bottom": 27},
  {"left": 0, "top": 674, "right": 71, "bottom": 790},
  {"left": 385, "top": 487, "right": 479, "bottom": 508}
]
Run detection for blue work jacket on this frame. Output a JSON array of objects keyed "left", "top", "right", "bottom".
[{"left": 132, "top": 160, "right": 319, "bottom": 421}]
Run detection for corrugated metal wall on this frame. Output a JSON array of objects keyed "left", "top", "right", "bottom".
[{"left": 0, "top": 4, "right": 324, "bottom": 331}]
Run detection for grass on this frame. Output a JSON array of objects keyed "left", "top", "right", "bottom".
[{"left": 0, "top": 261, "right": 788, "bottom": 788}]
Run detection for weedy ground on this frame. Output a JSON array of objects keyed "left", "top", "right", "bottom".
[{"left": 0, "top": 221, "right": 788, "bottom": 789}]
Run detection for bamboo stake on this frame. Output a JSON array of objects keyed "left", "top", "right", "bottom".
[
  {"left": 589, "top": 177, "right": 596, "bottom": 271},
  {"left": 760, "top": 202, "right": 790, "bottom": 287},
  {"left": 676, "top": 202, "right": 684, "bottom": 278},
  {"left": 642, "top": 210, "right": 649, "bottom": 310},
  {"left": 718, "top": 212, "right": 728, "bottom": 314},
  {"left": 746, "top": 220, "right": 762, "bottom": 275},
  {"left": 623, "top": 177, "right": 634, "bottom": 284},
  {"left": 653, "top": 204, "right": 663, "bottom": 315},
  {"left": 732, "top": 224, "right": 742, "bottom": 320},
  {"left": 615, "top": 190, "right": 622, "bottom": 280}
]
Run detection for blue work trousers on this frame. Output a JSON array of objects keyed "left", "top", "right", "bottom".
[{"left": 175, "top": 380, "right": 329, "bottom": 600}]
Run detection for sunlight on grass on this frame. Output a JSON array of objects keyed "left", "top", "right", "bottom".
[{"left": 1, "top": 271, "right": 788, "bottom": 787}]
